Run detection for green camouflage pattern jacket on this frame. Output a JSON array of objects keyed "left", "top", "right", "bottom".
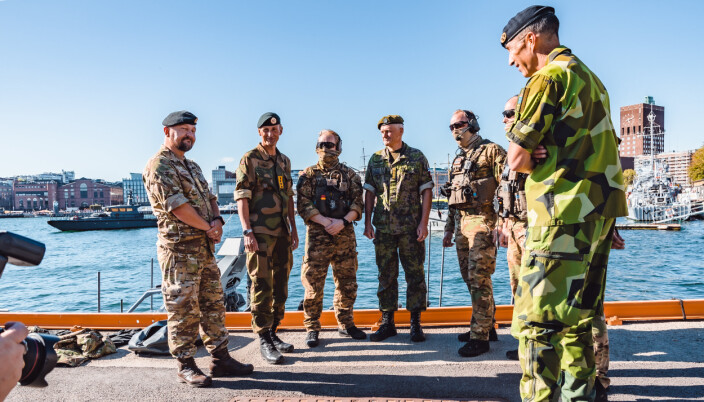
[
  {"left": 235, "top": 143, "right": 294, "bottom": 237},
  {"left": 297, "top": 162, "right": 363, "bottom": 223},
  {"left": 363, "top": 142, "right": 434, "bottom": 235},
  {"left": 507, "top": 46, "right": 628, "bottom": 226},
  {"left": 143, "top": 145, "right": 216, "bottom": 253}
]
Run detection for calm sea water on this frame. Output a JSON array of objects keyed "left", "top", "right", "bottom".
[{"left": 1, "top": 216, "right": 702, "bottom": 313}]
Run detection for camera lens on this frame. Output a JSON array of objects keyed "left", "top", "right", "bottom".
[{"left": 19, "top": 333, "right": 59, "bottom": 387}]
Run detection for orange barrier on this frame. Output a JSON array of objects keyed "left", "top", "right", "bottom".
[{"left": 1, "top": 299, "right": 702, "bottom": 330}]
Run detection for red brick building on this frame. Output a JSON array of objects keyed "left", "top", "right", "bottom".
[
  {"left": 619, "top": 96, "right": 665, "bottom": 158},
  {"left": 57, "top": 179, "right": 112, "bottom": 209},
  {"left": 13, "top": 181, "right": 58, "bottom": 211}
]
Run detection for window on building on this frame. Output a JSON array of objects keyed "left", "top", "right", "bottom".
[
  {"left": 80, "top": 183, "right": 88, "bottom": 198},
  {"left": 627, "top": 127, "right": 630, "bottom": 134}
]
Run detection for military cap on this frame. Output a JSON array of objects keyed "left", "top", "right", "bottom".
[
  {"left": 377, "top": 115, "right": 404, "bottom": 130},
  {"left": 501, "top": 5, "right": 555, "bottom": 48},
  {"left": 162, "top": 110, "right": 198, "bottom": 127},
  {"left": 257, "top": 112, "right": 281, "bottom": 128}
]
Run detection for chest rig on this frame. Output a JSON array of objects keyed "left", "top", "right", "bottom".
[
  {"left": 444, "top": 144, "right": 498, "bottom": 210},
  {"left": 313, "top": 167, "right": 351, "bottom": 219},
  {"left": 495, "top": 166, "right": 528, "bottom": 220}
]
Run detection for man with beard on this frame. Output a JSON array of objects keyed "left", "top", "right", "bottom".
[
  {"left": 143, "top": 110, "right": 254, "bottom": 388},
  {"left": 236, "top": 112, "right": 298, "bottom": 364},
  {"left": 442, "top": 110, "right": 505, "bottom": 357},
  {"left": 363, "top": 115, "right": 433, "bottom": 343},
  {"left": 501, "top": 6, "right": 627, "bottom": 400},
  {"left": 296, "top": 129, "right": 366, "bottom": 347}
]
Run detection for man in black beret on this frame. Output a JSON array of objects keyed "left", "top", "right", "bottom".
[
  {"left": 236, "top": 112, "right": 298, "bottom": 364},
  {"left": 143, "top": 110, "right": 254, "bottom": 387},
  {"left": 501, "top": 5, "right": 627, "bottom": 402}
]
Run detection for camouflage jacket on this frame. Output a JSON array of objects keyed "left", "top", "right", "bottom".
[
  {"left": 297, "top": 162, "right": 363, "bottom": 223},
  {"left": 507, "top": 46, "right": 628, "bottom": 226},
  {"left": 448, "top": 136, "right": 506, "bottom": 218},
  {"left": 143, "top": 145, "right": 216, "bottom": 253},
  {"left": 235, "top": 143, "right": 294, "bottom": 237},
  {"left": 363, "top": 142, "right": 434, "bottom": 235}
]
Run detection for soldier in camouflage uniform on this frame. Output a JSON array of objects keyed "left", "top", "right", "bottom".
[
  {"left": 144, "top": 110, "right": 253, "bottom": 388},
  {"left": 297, "top": 129, "right": 367, "bottom": 347},
  {"left": 441, "top": 110, "right": 506, "bottom": 357},
  {"left": 235, "top": 112, "right": 298, "bottom": 365},
  {"left": 363, "top": 115, "right": 434, "bottom": 343},
  {"left": 501, "top": 6, "right": 627, "bottom": 401}
]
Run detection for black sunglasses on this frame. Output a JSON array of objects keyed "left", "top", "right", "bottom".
[
  {"left": 317, "top": 141, "right": 337, "bottom": 150},
  {"left": 502, "top": 109, "right": 515, "bottom": 119},
  {"left": 449, "top": 121, "right": 469, "bottom": 131}
]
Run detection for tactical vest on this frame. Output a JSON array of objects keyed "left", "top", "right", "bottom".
[
  {"left": 446, "top": 144, "right": 498, "bottom": 210},
  {"left": 313, "top": 167, "right": 352, "bottom": 219},
  {"left": 495, "top": 165, "right": 528, "bottom": 220}
]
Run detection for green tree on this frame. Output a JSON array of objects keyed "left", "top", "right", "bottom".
[
  {"left": 690, "top": 145, "right": 704, "bottom": 182},
  {"left": 623, "top": 169, "right": 636, "bottom": 187}
]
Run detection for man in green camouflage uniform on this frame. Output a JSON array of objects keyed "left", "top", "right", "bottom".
[
  {"left": 236, "top": 112, "right": 298, "bottom": 365},
  {"left": 144, "top": 110, "right": 253, "bottom": 388},
  {"left": 501, "top": 6, "right": 627, "bottom": 401},
  {"left": 363, "top": 115, "right": 434, "bottom": 343},
  {"left": 297, "top": 129, "right": 367, "bottom": 347},
  {"left": 441, "top": 110, "right": 505, "bottom": 357}
]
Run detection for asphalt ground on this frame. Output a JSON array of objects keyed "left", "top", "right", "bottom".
[{"left": 7, "top": 320, "right": 704, "bottom": 402}]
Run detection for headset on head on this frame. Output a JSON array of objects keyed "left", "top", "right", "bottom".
[
  {"left": 462, "top": 110, "right": 480, "bottom": 134},
  {"left": 317, "top": 130, "right": 342, "bottom": 151}
]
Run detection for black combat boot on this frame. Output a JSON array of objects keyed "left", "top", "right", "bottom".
[
  {"left": 489, "top": 326, "right": 498, "bottom": 341},
  {"left": 209, "top": 347, "right": 254, "bottom": 377},
  {"left": 458, "top": 330, "right": 472, "bottom": 342},
  {"left": 177, "top": 357, "right": 212, "bottom": 388},
  {"left": 459, "top": 326, "right": 498, "bottom": 342},
  {"left": 595, "top": 380, "right": 609, "bottom": 402},
  {"left": 410, "top": 311, "right": 426, "bottom": 342},
  {"left": 338, "top": 325, "right": 367, "bottom": 340},
  {"left": 458, "top": 339, "right": 490, "bottom": 357},
  {"left": 306, "top": 330, "right": 319, "bottom": 347},
  {"left": 269, "top": 326, "right": 294, "bottom": 353},
  {"left": 259, "top": 331, "right": 284, "bottom": 364},
  {"left": 370, "top": 311, "right": 397, "bottom": 342}
]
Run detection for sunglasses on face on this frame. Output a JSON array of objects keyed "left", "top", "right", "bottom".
[
  {"left": 449, "top": 121, "right": 469, "bottom": 131},
  {"left": 502, "top": 109, "right": 515, "bottom": 119},
  {"left": 317, "top": 141, "right": 337, "bottom": 150}
]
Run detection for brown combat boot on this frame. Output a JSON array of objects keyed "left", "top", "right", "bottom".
[
  {"left": 209, "top": 347, "right": 254, "bottom": 377},
  {"left": 177, "top": 357, "right": 212, "bottom": 388}
]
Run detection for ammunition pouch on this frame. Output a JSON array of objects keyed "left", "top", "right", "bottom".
[
  {"left": 313, "top": 173, "right": 351, "bottom": 219},
  {"left": 448, "top": 176, "right": 497, "bottom": 210},
  {"left": 495, "top": 168, "right": 528, "bottom": 220}
]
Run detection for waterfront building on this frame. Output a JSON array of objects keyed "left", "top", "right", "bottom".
[
  {"left": 110, "top": 185, "right": 124, "bottom": 206},
  {"left": 12, "top": 180, "right": 58, "bottom": 211},
  {"left": 62, "top": 170, "right": 75, "bottom": 183},
  {"left": 211, "top": 165, "right": 237, "bottom": 205},
  {"left": 122, "top": 173, "right": 149, "bottom": 205},
  {"left": 0, "top": 180, "right": 13, "bottom": 210},
  {"left": 619, "top": 96, "right": 665, "bottom": 158},
  {"left": 57, "top": 178, "right": 112, "bottom": 209},
  {"left": 636, "top": 150, "right": 695, "bottom": 187}
]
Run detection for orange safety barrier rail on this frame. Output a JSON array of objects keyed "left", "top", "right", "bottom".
[{"left": 1, "top": 299, "right": 702, "bottom": 330}]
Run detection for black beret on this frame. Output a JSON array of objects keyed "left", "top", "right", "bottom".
[
  {"left": 257, "top": 112, "right": 281, "bottom": 128},
  {"left": 377, "top": 115, "right": 404, "bottom": 130},
  {"left": 501, "top": 5, "right": 555, "bottom": 48},
  {"left": 162, "top": 110, "right": 198, "bottom": 127}
]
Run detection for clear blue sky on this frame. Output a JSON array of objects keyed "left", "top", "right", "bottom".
[{"left": 1, "top": 0, "right": 702, "bottom": 182}]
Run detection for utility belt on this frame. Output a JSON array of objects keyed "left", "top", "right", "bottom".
[
  {"left": 313, "top": 172, "right": 351, "bottom": 219},
  {"left": 448, "top": 176, "right": 498, "bottom": 210}
]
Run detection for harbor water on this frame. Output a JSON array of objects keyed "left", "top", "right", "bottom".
[{"left": 1, "top": 216, "right": 703, "bottom": 313}]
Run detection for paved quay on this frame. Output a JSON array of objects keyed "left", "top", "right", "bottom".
[{"left": 7, "top": 320, "right": 704, "bottom": 402}]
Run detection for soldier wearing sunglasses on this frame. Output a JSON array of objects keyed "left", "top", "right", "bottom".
[
  {"left": 296, "top": 130, "right": 367, "bottom": 348},
  {"left": 442, "top": 109, "right": 506, "bottom": 358}
]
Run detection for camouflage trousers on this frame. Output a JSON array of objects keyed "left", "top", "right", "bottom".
[
  {"left": 505, "top": 217, "right": 527, "bottom": 297},
  {"left": 459, "top": 213, "right": 497, "bottom": 341},
  {"left": 374, "top": 231, "right": 427, "bottom": 312},
  {"left": 511, "top": 218, "right": 615, "bottom": 401},
  {"left": 593, "top": 302, "right": 610, "bottom": 389},
  {"left": 301, "top": 224, "right": 358, "bottom": 331},
  {"left": 247, "top": 233, "right": 293, "bottom": 334},
  {"left": 157, "top": 244, "right": 229, "bottom": 359}
]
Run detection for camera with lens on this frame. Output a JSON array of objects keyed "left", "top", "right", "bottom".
[{"left": 0, "top": 231, "right": 59, "bottom": 387}]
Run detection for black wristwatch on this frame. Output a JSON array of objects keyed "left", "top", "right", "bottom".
[
  {"left": 212, "top": 216, "right": 225, "bottom": 226},
  {"left": 243, "top": 229, "right": 253, "bottom": 236},
  {"left": 342, "top": 218, "right": 352, "bottom": 227}
]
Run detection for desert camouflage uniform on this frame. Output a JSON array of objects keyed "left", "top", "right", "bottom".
[
  {"left": 504, "top": 217, "right": 526, "bottom": 295},
  {"left": 447, "top": 135, "right": 506, "bottom": 341},
  {"left": 507, "top": 46, "right": 627, "bottom": 401},
  {"left": 143, "top": 145, "right": 230, "bottom": 359},
  {"left": 443, "top": 207, "right": 469, "bottom": 282},
  {"left": 297, "top": 162, "right": 363, "bottom": 331},
  {"left": 235, "top": 143, "right": 294, "bottom": 334},
  {"left": 364, "top": 142, "right": 434, "bottom": 312}
]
